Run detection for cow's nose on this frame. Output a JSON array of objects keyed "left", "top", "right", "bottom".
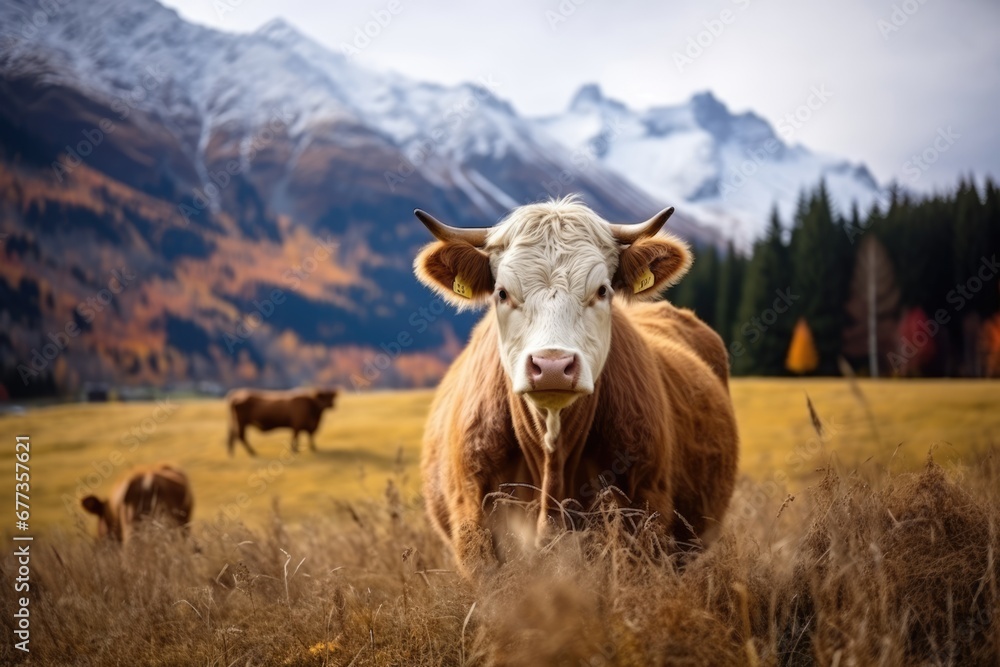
[{"left": 527, "top": 352, "right": 578, "bottom": 391}]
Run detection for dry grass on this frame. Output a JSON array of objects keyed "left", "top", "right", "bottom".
[
  {"left": 1, "top": 380, "right": 999, "bottom": 665},
  {"left": 1, "top": 379, "right": 998, "bottom": 533},
  {"left": 2, "top": 450, "right": 999, "bottom": 665}
]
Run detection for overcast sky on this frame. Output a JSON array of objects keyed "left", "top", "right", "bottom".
[{"left": 161, "top": 0, "right": 999, "bottom": 193}]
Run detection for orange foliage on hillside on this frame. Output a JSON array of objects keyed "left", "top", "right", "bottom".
[{"left": 0, "top": 163, "right": 454, "bottom": 393}]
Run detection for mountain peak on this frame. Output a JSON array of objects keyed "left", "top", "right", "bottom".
[
  {"left": 689, "top": 90, "right": 724, "bottom": 107},
  {"left": 689, "top": 91, "right": 732, "bottom": 129},
  {"left": 569, "top": 83, "right": 605, "bottom": 110},
  {"left": 567, "top": 83, "right": 631, "bottom": 116},
  {"left": 535, "top": 87, "right": 882, "bottom": 242},
  {"left": 255, "top": 17, "right": 305, "bottom": 43}
]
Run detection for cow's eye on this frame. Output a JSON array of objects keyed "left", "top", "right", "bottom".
[
  {"left": 497, "top": 288, "right": 508, "bottom": 302},
  {"left": 597, "top": 285, "right": 608, "bottom": 299}
]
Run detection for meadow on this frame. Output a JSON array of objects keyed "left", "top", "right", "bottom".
[
  {"left": 0, "top": 379, "right": 997, "bottom": 534},
  {"left": 1, "top": 378, "right": 999, "bottom": 665}
]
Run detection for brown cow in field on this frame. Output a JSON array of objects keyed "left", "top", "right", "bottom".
[
  {"left": 226, "top": 388, "right": 338, "bottom": 456},
  {"left": 412, "top": 197, "right": 739, "bottom": 577},
  {"left": 81, "top": 464, "right": 193, "bottom": 542}
]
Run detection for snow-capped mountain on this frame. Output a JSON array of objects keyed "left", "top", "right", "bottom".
[
  {"left": 0, "top": 0, "right": 724, "bottom": 393},
  {"left": 0, "top": 0, "right": 885, "bottom": 392},
  {"left": 0, "top": 0, "right": 713, "bottom": 241},
  {"left": 535, "top": 84, "right": 883, "bottom": 242}
]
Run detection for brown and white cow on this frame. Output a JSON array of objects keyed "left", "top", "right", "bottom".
[
  {"left": 81, "top": 464, "right": 193, "bottom": 542},
  {"left": 226, "top": 388, "right": 338, "bottom": 456},
  {"left": 412, "top": 197, "right": 739, "bottom": 576}
]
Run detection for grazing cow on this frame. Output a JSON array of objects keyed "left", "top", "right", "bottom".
[
  {"left": 226, "top": 388, "right": 338, "bottom": 456},
  {"left": 81, "top": 464, "right": 193, "bottom": 542},
  {"left": 412, "top": 197, "right": 739, "bottom": 576}
]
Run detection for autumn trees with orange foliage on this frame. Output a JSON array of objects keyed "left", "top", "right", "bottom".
[
  {"left": 982, "top": 314, "right": 1000, "bottom": 377},
  {"left": 785, "top": 318, "right": 819, "bottom": 374}
]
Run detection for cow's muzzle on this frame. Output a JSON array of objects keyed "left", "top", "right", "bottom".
[
  {"left": 523, "top": 349, "right": 588, "bottom": 410},
  {"left": 527, "top": 351, "right": 578, "bottom": 392}
]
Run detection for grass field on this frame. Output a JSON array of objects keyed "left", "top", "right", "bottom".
[
  {"left": 0, "top": 378, "right": 997, "bottom": 535},
  {"left": 2, "top": 378, "right": 999, "bottom": 665}
]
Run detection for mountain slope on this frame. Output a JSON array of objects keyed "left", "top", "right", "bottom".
[
  {"left": 535, "top": 84, "right": 882, "bottom": 242},
  {"left": 0, "top": 0, "right": 717, "bottom": 395},
  {"left": 1, "top": 0, "right": 710, "bottom": 234}
]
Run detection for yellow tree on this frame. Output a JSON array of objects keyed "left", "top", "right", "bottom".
[{"left": 786, "top": 318, "right": 819, "bottom": 375}]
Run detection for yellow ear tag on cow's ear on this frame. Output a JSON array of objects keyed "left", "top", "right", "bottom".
[
  {"left": 453, "top": 275, "right": 472, "bottom": 299},
  {"left": 633, "top": 268, "right": 655, "bottom": 294}
]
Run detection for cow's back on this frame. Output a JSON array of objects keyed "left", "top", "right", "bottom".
[
  {"left": 228, "top": 390, "right": 321, "bottom": 431},
  {"left": 230, "top": 390, "right": 292, "bottom": 430},
  {"left": 113, "top": 465, "right": 193, "bottom": 539},
  {"left": 622, "top": 301, "right": 738, "bottom": 541},
  {"left": 625, "top": 301, "right": 730, "bottom": 386}
]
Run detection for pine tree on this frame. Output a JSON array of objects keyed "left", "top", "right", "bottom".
[
  {"left": 845, "top": 201, "right": 865, "bottom": 246},
  {"left": 732, "top": 208, "right": 793, "bottom": 375},
  {"left": 982, "top": 178, "right": 1000, "bottom": 315},
  {"left": 670, "top": 244, "right": 719, "bottom": 328},
  {"left": 950, "top": 178, "right": 991, "bottom": 373},
  {"left": 843, "top": 235, "right": 901, "bottom": 376},
  {"left": 954, "top": 178, "right": 987, "bottom": 291},
  {"left": 714, "top": 240, "right": 744, "bottom": 347},
  {"left": 788, "top": 182, "right": 851, "bottom": 374}
]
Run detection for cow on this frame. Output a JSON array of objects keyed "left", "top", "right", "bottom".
[
  {"left": 412, "top": 196, "right": 739, "bottom": 577},
  {"left": 226, "top": 388, "right": 338, "bottom": 456},
  {"left": 81, "top": 464, "right": 193, "bottom": 542}
]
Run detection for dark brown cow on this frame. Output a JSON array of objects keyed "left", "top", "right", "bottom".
[
  {"left": 226, "top": 388, "right": 338, "bottom": 456},
  {"left": 81, "top": 464, "right": 193, "bottom": 542},
  {"left": 412, "top": 197, "right": 739, "bottom": 577}
]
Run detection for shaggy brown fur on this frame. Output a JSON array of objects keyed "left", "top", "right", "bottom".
[
  {"left": 227, "top": 388, "right": 338, "bottom": 456},
  {"left": 81, "top": 463, "right": 193, "bottom": 542},
  {"left": 421, "top": 301, "right": 739, "bottom": 577}
]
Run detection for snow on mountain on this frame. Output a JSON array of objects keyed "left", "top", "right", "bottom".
[
  {"left": 1, "top": 0, "right": 696, "bottom": 235},
  {"left": 5, "top": 0, "right": 879, "bottom": 243},
  {"left": 535, "top": 84, "right": 883, "bottom": 243},
  {"left": 0, "top": 0, "right": 898, "bottom": 391}
]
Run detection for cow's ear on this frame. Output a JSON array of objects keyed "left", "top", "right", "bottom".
[
  {"left": 414, "top": 241, "right": 494, "bottom": 309},
  {"left": 613, "top": 235, "right": 692, "bottom": 301},
  {"left": 81, "top": 495, "right": 105, "bottom": 516}
]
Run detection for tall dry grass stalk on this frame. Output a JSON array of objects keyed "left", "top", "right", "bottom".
[{"left": 2, "top": 450, "right": 998, "bottom": 665}]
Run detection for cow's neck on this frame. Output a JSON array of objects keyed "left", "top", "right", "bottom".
[{"left": 509, "top": 389, "right": 600, "bottom": 538}]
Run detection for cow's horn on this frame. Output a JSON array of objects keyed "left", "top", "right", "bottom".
[
  {"left": 609, "top": 207, "right": 675, "bottom": 244},
  {"left": 414, "top": 210, "right": 490, "bottom": 247}
]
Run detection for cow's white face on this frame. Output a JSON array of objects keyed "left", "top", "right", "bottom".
[
  {"left": 487, "top": 211, "right": 618, "bottom": 410},
  {"left": 414, "top": 197, "right": 691, "bottom": 415}
]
